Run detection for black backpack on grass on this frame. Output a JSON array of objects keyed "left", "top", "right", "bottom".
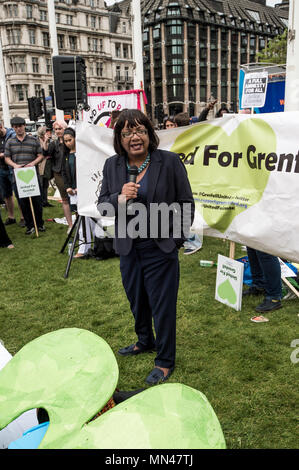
[{"left": 88, "top": 236, "right": 118, "bottom": 260}]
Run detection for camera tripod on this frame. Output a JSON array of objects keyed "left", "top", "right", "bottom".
[{"left": 60, "top": 213, "right": 91, "bottom": 278}]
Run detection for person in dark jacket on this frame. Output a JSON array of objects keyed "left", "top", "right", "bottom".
[
  {"left": 98, "top": 109, "right": 195, "bottom": 385},
  {"left": 41, "top": 120, "right": 73, "bottom": 231},
  {"left": 61, "top": 127, "right": 94, "bottom": 258}
]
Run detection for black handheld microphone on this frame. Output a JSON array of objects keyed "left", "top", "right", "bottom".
[{"left": 127, "top": 165, "right": 138, "bottom": 210}]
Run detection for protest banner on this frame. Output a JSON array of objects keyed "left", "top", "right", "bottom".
[
  {"left": 82, "top": 89, "right": 147, "bottom": 127},
  {"left": 76, "top": 111, "right": 299, "bottom": 263},
  {"left": 14, "top": 167, "right": 40, "bottom": 236}
]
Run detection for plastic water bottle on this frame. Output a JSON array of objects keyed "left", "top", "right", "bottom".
[{"left": 200, "top": 260, "right": 215, "bottom": 267}]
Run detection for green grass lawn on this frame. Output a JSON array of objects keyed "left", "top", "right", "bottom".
[{"left": 0, "top": 201, "right": 298, "bottom": 449}]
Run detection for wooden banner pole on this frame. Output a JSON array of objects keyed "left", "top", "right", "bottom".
[
  {"left": 229, "top": 241, "right": 235, "bottom": 259},
  {"left": 29, "top": 197, "right": 39, "bottom": 237}
]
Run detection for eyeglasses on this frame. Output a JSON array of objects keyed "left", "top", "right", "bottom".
[{"left": 121, "top": 129, "right": 148, "bottom": 139}]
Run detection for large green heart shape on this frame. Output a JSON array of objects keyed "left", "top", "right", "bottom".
[
  {"left": 171, "top": 119, "right": 276, "bottom": 232},
  {"left": 17, "top": 169, "right": 35, "bottom": 184},
  {"left": 217, "top": 279, "right": 237, "bottom": 305},
  {"left": 0, "top": 328, "right": 226, "bottom": 449}
]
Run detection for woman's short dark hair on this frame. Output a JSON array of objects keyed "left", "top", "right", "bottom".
[{"left": 113, "top": 109, "right": 159, "bottom": 156}]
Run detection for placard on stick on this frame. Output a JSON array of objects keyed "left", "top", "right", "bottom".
[
  {"left": 241, "top": 71, "right": 268, "bottom": 109},
  {"left": 14, "top": 167, "right": 40, "bottom": 237},
  {"left": 15, "top": 167, "right": 40, "bottom": 198},
  {"left": 215, "top": 255, "right": 244, "bottom": 311}
]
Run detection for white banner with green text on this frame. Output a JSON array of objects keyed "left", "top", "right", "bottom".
[{"left": 76, "top": 112, "right": 299, "bottom": 262}]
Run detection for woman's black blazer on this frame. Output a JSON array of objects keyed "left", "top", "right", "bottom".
[{"left": 98, "top": 149, "right": 195, "bottom": 256}]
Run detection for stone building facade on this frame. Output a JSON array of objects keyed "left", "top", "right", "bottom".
[{"left": 0, "top": 0, "right": 134, "bottom": 118}]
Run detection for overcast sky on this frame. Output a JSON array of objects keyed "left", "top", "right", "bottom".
[{"left": 266, "top": 0, "right": 280, "bottom": 6}]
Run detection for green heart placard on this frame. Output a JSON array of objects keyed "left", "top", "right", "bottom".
[
  {"left": 217, "top": 279, "right": 237, "bottom": 305},
  {"left": 171, "top": 118, "right": 276, "bottom": 232},
  {"left": 17, "top": 169, "right": 35, "bottom": 184}
]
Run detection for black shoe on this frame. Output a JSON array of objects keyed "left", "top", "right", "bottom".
[
  {"left": 38, "top": 226, "right": 46, "bottom": 232},
  {"left": 118, "top": 343, "right": 155, "bottom": 356},
  {"left": 255, "top": 297, "right": 282, "bottom": 312},
  {"left": 19, "top": 219, "right": 26, "bottom": 227},
  {"left": 145, "top": 366, "right": 175, "bottom": 385},
  {"left": 25, "top": 227, "right": 35, "bottom": 235},
  {"left": 4, "top": 218, "right": 16, "bottom": 225},
  {"left": 243, "top": 286, "right": 265, "bottom": 296}
]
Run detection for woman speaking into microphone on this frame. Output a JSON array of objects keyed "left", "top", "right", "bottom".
[{"left": 98, "top": 109, "right": 194, "bottom": 385}]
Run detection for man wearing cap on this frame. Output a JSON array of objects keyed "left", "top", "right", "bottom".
[{"left": 4, "top": 117, "right": 45, "bottom": 235}]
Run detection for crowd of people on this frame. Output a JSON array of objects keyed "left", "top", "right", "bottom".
[
  {"left": 0, "top": 117, "right": 79, "bottom": 249},
  {"left": 0, "top": 105, "right": 284, "bottom": 383}
]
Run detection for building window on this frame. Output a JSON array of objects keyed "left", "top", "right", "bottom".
[
  {"left": 35, "top": 85, "right": 41, "bottom": 97},
  {"left": 69, "top": 36, "right": 77, "bottom": 50},
  {"left": 153, "top": 27, "right": 161, "bottom": 40},
  {"left": 247, "top": 10, "right": 261, "bottom": 23},
  {"left": 26, "top": 5, "right": 33, "bottom": 19},
  {"left": 58, "top": 35, "right": 65, "bottom": 49},
  {"left": 13, "top": 84, "right": 28, "bottom": 102},
  {"left": 5, "top": 4, "right": 18, "bottom": 17},
  {"left": 46, "top": 58, "right": 52, "bottom": 74},
  {"left": 88, "top": 38, "right": 98, "bottom": 52},
  {"left": 7, "top": 29, "right": 21, "bottom": 45},
  {"left": 123, "top": 45, "right": 129, "bottom": 59},
  {"left": 9, "top": 56, "right": 26, "bottom": 73},
  {"left": 66, "top": 15, "right": 73, "bottom": 25},
  {"left": 91, "top": 16, "right": 96, "bottom": 28},
  {"left": 171, "top": 45, "right": 183, "bottom": 55},
  {"left": 56, "top": 13, "right": 60, "bottom": 23},
  {"left": 96, "top": 62, "right": 103, "bottom": 76},
  {"left": 115, "top": 43, "right": 121, "bottom": 57},
  {"left": 168, "top": 25, "right": 181, "bottom": 35},
  {"left": 40, "top": 10, "right": 47, "bottom": 21},
  {"left": 167, "top": 7, "right": 181, "bottom": 16},
  {"left": 32, "top": 57, "right": 39, "bottom": 73},
  {"left": 116, "top": 65, "right": 121, "bottom": 80},
  {"left": 43, "top": 32, "right": 50, "bottom": 47},
  {"left": 122, "top": 22, "right": 127, "bottom": 33},
  {"left": 29, "top": 29, "right": 36, "bottom": 45}
]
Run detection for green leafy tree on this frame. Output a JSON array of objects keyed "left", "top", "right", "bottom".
[{"left": 256, "top": 29, "right": 287, "bottom": 64}]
